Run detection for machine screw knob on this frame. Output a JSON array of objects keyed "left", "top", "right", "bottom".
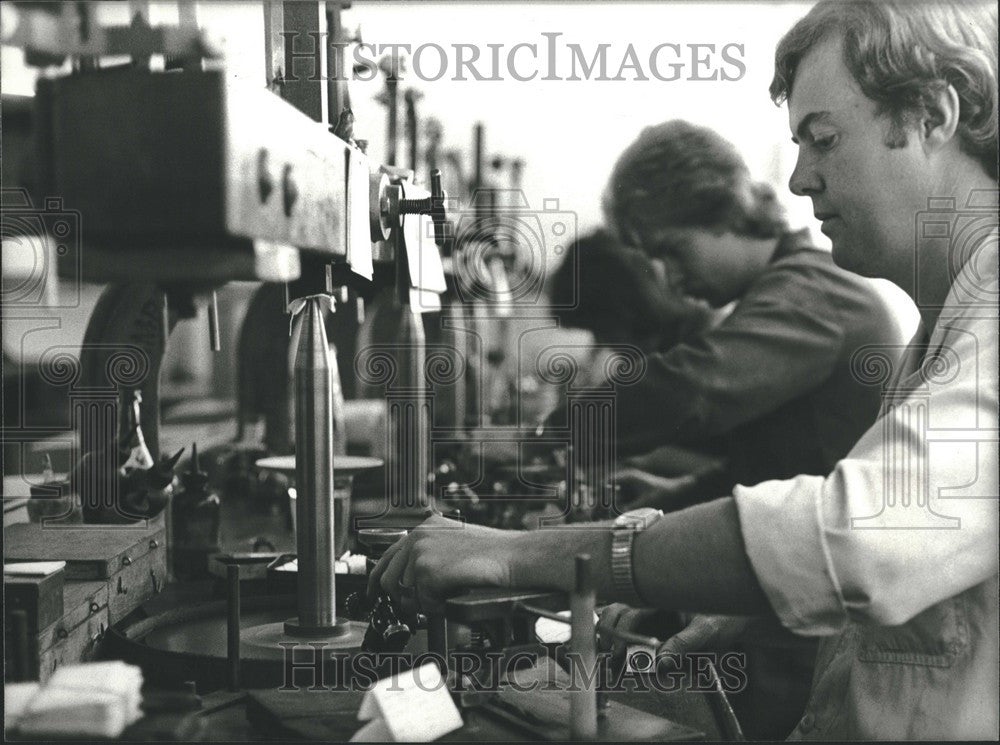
[
  {"left": 282, "top": 164, "right": 298, "bottom": 217},
  {"left": 398, "top": 169, "right": 450, "bottom": 246}
]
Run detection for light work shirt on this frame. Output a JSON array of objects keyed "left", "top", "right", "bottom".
[{"left": 735, "top": 236, "right": 999, "bottom": 740}]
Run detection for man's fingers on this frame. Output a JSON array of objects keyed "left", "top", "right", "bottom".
[
  {"left": 597, "top": 603, "right": 631, "bottom": 654},
  {"left": 658, "top": 616, "right": 725, "bottom": 656},
  {"left": 657, "top": 615, "right": 754, "bottom": 656},
  {"left": 614, "top": 468, "right": 647, "bottom": 485},
  {"left": 376, "top": 540, "right": 412, "bottom": 601},
  {"left": 367, "top": 538, "right": 406, "bottom": 598}
]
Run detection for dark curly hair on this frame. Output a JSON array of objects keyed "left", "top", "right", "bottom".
[
  {"left": 770, "top": 0, "right": 998, "bottom": 180},
  {"left": 602, "top": 121, "right": 788, "bottom": 251},
  {"left": 548, "top": 229, "right": 713, "bottom": 350}
]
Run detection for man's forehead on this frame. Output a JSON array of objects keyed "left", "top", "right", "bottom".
[{"left": 787, "top": 34, "right": 865, "bottom": 131}]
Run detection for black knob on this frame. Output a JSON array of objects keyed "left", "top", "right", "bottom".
[
  {"left": 282, "top": 164, "right": 298, "bottom": 217},
  {"left": 257, "top": 149, "right": 273, "bottom": 204},
  {"left": 362, "top": 594, "right": 412, "bottom": 653},
  {"left": 398, "top": 169, "right": 450, "bottom": 246}
]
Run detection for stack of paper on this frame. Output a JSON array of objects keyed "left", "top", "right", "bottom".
[
  {"left": 14, "top": 661, "right": 144, "bottom": 738},
  {"left": 274, "top": 552, "right": 367, "bottom": 574},
  {"left": 351, "top": 663, "right": 463, "bottom": 742},
  {"left": 3, "top": 561, "right": 66, "bottom": 577},
  {"left": 5, "top": 683, "right": 41, "bottom": 731}
]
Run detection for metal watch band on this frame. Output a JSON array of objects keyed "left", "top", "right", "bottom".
[{"left": 610, "top": 526, "right": 646, "bottom": 606}]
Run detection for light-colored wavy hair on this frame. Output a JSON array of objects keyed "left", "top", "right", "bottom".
[
  {"left": 770, "top": 0, "right": 998, "bottom": 180},
  {"left": 603, "top": 120, "right": 788, "bottom": 252}
]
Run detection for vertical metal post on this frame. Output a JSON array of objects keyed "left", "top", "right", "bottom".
[
  {"left": 227, "top": 564, "right": 241, "bottom": 691},
  {"left": 473, "top": 123, "right": 484, "bottom": 192},
  {"left": 208, "top": 290, "right": 221, "bottom": 352},
  {"left": 570, "top": 554, "right": 598, "bottom": 740},
  {"left": 263, "top": 1, "right": 285, "bottom": 92},
  {"left": 384, "top": 74, "right": 399, "bottom": 166},
  {"left": 278, "top": 1, "right": 328, "bottom": 124},
  {"left": 292, "top": 298, "right": 337, "bottom": 630},
  {"left": 428, "top": 615, "right": 448, "bottom": 670},
  {"left": 178, "top": 2, "right": 198, "bottom": 28},
  {"left": 326, "top": 2, "right": 348, "bottom": 123}
]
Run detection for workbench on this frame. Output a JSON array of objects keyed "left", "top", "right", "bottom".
[{"left": 101, "top": 581, "right": 733, "bottom": 742}]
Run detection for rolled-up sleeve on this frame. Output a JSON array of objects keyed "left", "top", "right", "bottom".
[
  {"left": 734, "top": 302, "right": 999, "bottom": 635},
  {"left": 734, "top": 474, "right": 848, "bottom": 635}
]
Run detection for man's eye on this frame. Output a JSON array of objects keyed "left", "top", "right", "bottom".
[{"left": 813, "top": 134, "right": 838, "bottom": 150}]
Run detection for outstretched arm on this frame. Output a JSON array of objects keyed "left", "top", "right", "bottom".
[{"left": 370, "top": 497, "right": 772, "bottom": 617}]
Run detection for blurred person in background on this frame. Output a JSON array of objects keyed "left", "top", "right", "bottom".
[
  {"left": 546, "top": 229, "right": 733, "bottom": 513},
  {"left": 547, "top": 120, "right": 903, "bottom": 511}
]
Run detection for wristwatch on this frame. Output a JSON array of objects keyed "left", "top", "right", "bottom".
[{"left": 611, "top": 507, "right": 663, "bottom": 606}]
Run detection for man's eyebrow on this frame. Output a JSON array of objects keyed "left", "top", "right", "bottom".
[{"left": 791, "top": 111, "right": 833, "bottom": 144}]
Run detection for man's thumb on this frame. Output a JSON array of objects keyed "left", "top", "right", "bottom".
[{"left": 657, "top": 616, "right": 724, "bottom": 655}]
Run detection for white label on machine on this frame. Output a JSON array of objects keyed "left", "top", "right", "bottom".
[
  {"left": 351, "top": 662, "right": 462, "bottom": 742},
  {"left": 346, "top": 149, "right": 374, "bottom": 281}
]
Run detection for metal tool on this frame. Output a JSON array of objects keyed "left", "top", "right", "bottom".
[{"left": 285, "top": 296, "right": 339, "bottom": 634}]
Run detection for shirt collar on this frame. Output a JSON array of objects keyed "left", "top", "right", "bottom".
[{"left": 770, "top": 228, "right": 815, "bottom": 263}]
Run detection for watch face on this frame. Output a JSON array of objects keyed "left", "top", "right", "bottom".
[{"left": 614, "top": 507, "right": 663, "bottom": 530}]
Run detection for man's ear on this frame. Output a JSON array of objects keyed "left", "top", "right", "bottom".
[{"left": 921, "top": 83, "right": 961, "bottom": 153}]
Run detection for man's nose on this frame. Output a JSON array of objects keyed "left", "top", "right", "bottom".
[{"left": 789, "top": 151, "right": 822, "bottom": 197}]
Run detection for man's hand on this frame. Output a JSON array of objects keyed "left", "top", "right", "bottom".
[
  {"left": 657, "top": 614, "right": 754, "bottom": 655},
  {"left": 367, "top": 514, "right": 520, "bottom": 615},
  {"left": 597, "top": 603, "right": 685, "bottom": 673},
  {"left": 615, "top": 467, "right": 700, "bottom": 510}
]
